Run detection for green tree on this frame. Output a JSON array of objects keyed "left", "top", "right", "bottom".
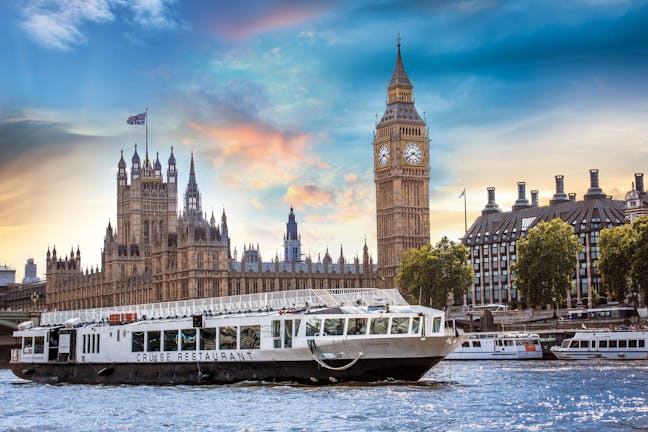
[
  {"left": 631, "top": 216, "right": 648, "bottom": 300},
  {"left": 396, "top": 237, "right": 473, "bottom": 309},
  {"left": 511, "top": 218, "right": 582, "bottom": 308},
  {"left": 599, "top": 224, "right": 634, "bottom": 301}
]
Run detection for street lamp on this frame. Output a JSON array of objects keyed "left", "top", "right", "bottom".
[{"left": 552, "top": 297, "right": 557, "bottom": 320}]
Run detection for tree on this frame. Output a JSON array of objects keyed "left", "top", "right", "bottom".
[
  {"left": 599, "top": 224, "right": 634, "bottom": 301},
  {"left": 396, "top": 237, "right": 473, "bottom": 309},
  {"left": 511, "top": 218, "right": 582, "bottom": 308},
  {"left": 631, "top": 216, "right": 648, "bottom": 301}
]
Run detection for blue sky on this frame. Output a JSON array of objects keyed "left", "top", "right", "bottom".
[{"left": 1, "top": 0, "right": 648, "bottom": 280}]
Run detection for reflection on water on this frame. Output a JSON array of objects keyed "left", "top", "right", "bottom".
[{"left": 2, "top": 361, "right": 648, "bottom": 431}]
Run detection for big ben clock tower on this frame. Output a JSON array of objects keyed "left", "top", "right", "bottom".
[{"left": 374, "top": 40, "right": 430, "bottom": 289}]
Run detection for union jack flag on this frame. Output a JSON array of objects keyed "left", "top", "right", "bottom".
[{"left": 127, "top": 112, "right": 146, "bottom": 125}]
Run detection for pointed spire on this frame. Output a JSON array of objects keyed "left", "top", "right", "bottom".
[
  {"left": 168, "top": 146, "right": 176, "bottom": 166},
  {"left": 118, "top": 149, "right": 126, "bottom": 169},
  {"left": 388, "top": 34, "right": 412, "bottom": 90},
  {"left": 154, "top": 151, "right": 162, "bottom": 170},
  {"left": 189, "top": 152, "right": 196, "bottom": 185}
]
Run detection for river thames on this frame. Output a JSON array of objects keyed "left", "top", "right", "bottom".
[{"left": 1, "top": 360, "right": 648, "bottom": 431}]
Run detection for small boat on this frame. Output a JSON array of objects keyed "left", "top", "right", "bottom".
[
  {"left": 445, "top": 332, "right": 543, "bottom": 360},
  {"left": 550, "top": 330, "right": 648, "bottom": 360},
  {"left": 10, "top": 288, "right": 465, "bottom": 385}
]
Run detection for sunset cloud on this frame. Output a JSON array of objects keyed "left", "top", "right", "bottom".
[
  {"left": 192, "top": 1, "right": 335, "bottom": 40},
  {"left": 283, "top": 184, "right": 334, "bottom": 208}
]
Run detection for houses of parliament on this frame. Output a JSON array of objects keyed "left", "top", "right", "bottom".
[{"left": 45, "top": 44, "right": 431, "bottom": 311}]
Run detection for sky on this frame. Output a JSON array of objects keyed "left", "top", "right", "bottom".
[{"left": 1, "top": 0, "right": 648, "bottom": 281}]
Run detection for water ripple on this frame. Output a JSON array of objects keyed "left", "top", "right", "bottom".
[{"left": 2, "top": 361, "right": 648, "bottom": 431}]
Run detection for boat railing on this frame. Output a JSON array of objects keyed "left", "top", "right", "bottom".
[{"left": 41, "top": 288, "right": 408, "bottom": 326}]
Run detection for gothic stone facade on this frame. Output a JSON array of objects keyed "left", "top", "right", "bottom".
[
  {"left": 374, "top": 43, "right": 430, "bottom": 289},
  {"left": 46, "top": 149, "right": 377, "bottom": 311}
]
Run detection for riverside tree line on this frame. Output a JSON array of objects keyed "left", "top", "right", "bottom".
[{"left": 396, "top": 216, "right": 648, "bottom": 309}]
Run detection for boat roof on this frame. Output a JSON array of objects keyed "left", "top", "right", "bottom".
[{"left": 40, "top": 288, "right": 409, "bottom": 326}]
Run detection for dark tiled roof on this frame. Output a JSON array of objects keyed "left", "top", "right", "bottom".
[
  {"left": 378, "top": 102, "right": 425, "bottom": 126},
  {"left": 388, "top": 45, "right": 412, "bottom": 90},
  {"left": 463, "top": 198, "right": 625, "bottom": 245}
]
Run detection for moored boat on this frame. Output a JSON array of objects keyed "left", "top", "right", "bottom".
[
  {"left": 445, "top": 332, "right": 543, "bottom": 360},
  {"left": 550, "top": 330, "right": 648, "bottom": 360},
  {"left": 10, "top": 288, "right": 464, "bottom": 385}
]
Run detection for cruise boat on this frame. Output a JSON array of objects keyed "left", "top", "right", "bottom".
[
  {"left": 551, "top": 331, "right": 648, "bottom": 360},
  {"left": 445, "top": 332, "right": 543, "bottom": 360},
  {"left": 10, "top": 288, "right": 464, "bottom": 385}
]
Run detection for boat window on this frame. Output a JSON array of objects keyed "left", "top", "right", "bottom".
[
  {"left": 473, "top": 340, "right": 481, "bottom": 348},
  {"left": 284, "top": 320, "right": 293, "bottom": 348},
  {"left": 147, "top": 331, "right": 161, "bottom": 351},
  {"left": 34, "top": 336, "right": 44, "bottom": 354},
  {"left": 569, "top": 341, "right": 579, "bottom": 348},
  {"left": 515, "top": 340, "right": 525, "bottom": 346},
  {"left": 591, "top": 340, "right": 596, "bottom": 348},
  {"left": 640, "top": 340, "right": 646, "bottom": 348},
  {"left": 91, "top": 334, "right": 96, "bottom": 353},
  {"left": 306, "top": 318, "right": 321, "bottom": 337},
  {"left": 579, "top": 341, "right": 589, "bottom": 348},
  {"left": 272, "top": 320, "right": 281, "bottom": 347},
  {"left": 82, "top": 335, "right": 87, "bottom": 354},
  {"left": 181, "top": 329, "right": 196, "bottom": 351},
  {"left": 96, "top": 335, "right": 100, "bottom": 353},
  {"left": 432, "top": 317, "right": 442, "bottom": 333},
  {"left": 370, "top": 317, "right": 388, "bottom": 334},
  {"left": 411, "top": 317, "right": 420, "bottom": 335},
  {"left": 163, "top": 330, "right": 178, "bottom": 351},
  {"left": 461, "top": 341, "right": 469, "bottom": 347},
  {"left": 23, "top": 337, "right": 33, "bottom": 354},
  {"left": 200, "top": 328, "right": 216, "bottom": 350},
  {"left": 609, "top": 340, "right": 617, "bottom": 348},
  {"left": 629, "top": 340, "right": 638, "bottom": 348},
  {"left": 324, "top": 318, "right": 344, "bottom": 336},
  {"left": 391, "top": 317, "right": 409, "bottom": 334},
  {"left": 132, "top": 331, "right": 145, "bottom": 352},
  {"left": 219, "top": 326, "right": 237, "bottom": 350},
  {"left": 240, "top": 326, "right": 261, "bottom": 349},
  {"left": 295, "top": 319, "right": 301, "bottom": 337},
  {"left": 347, "top": 318, "right": 368, "bottom": 336},
  {"left": 599, "top": 340, "right": 607, "bottom": 348},
  {"left": 619, "top": 340, "right": 627, "bottom": 348},
  {"left": 561, "top": 340, "right": 570, "bottom": 348}
]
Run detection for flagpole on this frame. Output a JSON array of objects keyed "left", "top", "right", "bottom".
[
  {"left": 145, "top": 107, "right": 148, "bottom": 158},
  {"left": 464, "top": 189, "right": 467, "bottom": 233}
]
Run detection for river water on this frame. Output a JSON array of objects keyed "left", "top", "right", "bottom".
[{"left": 1, "top": 360, "right": 648, "bottom": 431}]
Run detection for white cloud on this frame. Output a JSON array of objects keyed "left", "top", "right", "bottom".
[{"left": 20, "top": 0, "right": 179, "bottom": 50}]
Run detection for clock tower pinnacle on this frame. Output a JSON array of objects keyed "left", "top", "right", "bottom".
[{"left": 373, "top": 40, "right": 430, "bottom": 290}]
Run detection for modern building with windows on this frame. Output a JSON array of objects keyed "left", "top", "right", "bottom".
[{"left": 462, "top": 169, "right": 628, "bottom": 308}]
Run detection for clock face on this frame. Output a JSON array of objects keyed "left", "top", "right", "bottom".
[
  {"left": 377, "top": 144, "right": 390, "bottom": 167},
  {"left": 403, "top": 142, "right": 423, "bottom": 165}
]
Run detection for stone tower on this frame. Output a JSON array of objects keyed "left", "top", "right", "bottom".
[
  {"left": 284, "top": 207, "right": 302, "bottom": 262},
  {"left": 373, "top": 40, "right": 430, "bottom": 289}
]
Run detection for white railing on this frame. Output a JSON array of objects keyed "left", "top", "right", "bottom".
[{"left": 40, "top": 288, "right": 408, "bottom": 326}]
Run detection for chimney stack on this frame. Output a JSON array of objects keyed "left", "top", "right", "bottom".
[
  {"left": 585, "top": 169, "right": 607, "bottom": 200},
  {"left": 512, "top": 181, "right": 531, "bottom": 210},
  {"left": 635, "top": 173, "right": 644, "bottom": 193},
  {"left": 550, "top": 175, "right": 569, "bottom": 205},
  {"left": 569, "top": 193, "right": 576, "bottom": 202},
  {"left": 481, "top": 187, "right": 501, "bottom": 215},
  {"left": 531, "top": 190, "right": 539, "bottom": 207}
]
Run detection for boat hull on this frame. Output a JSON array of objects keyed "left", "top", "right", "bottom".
[
  {"left": 10, "top": 356, "right": 443, "bottom": 385},
  {"left": 550, "top": 349, "right": 648, "bottom": 360}
]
